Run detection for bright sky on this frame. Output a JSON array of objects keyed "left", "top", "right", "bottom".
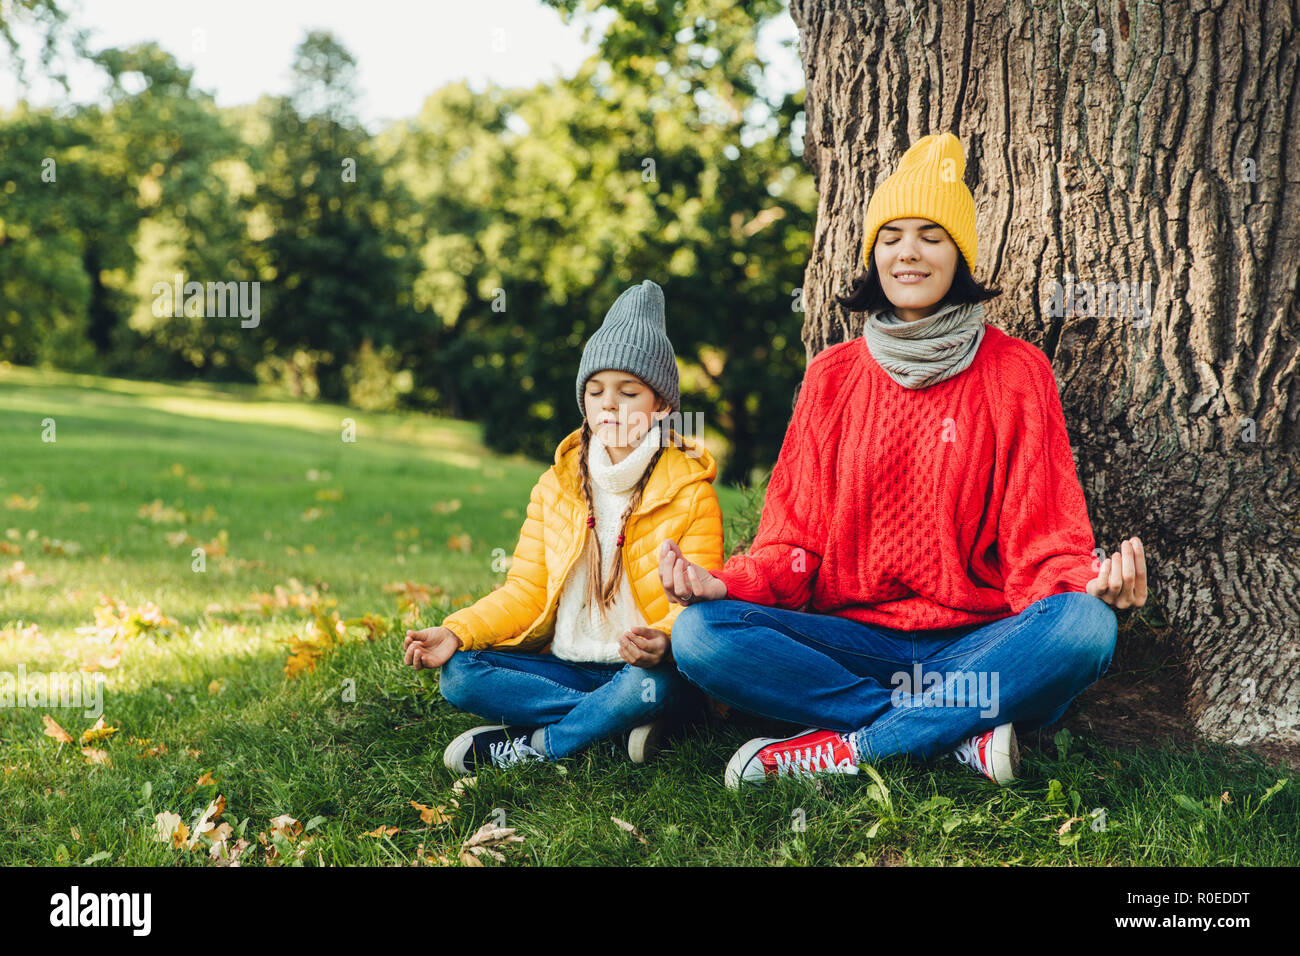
[{"left": 0, "top": 0, "right": 802, "bottom": 130}]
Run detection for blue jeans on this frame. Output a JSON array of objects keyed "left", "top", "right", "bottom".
[
  {"left": 670, "top": 591, "right": 1117, "bottom": 761},
  {"left": 437, "top": 649, "right": 689, "bottom": 759}
]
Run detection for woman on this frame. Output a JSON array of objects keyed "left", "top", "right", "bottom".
[{"left": 657, "top": 132, "right": 1147, "bottom": 788}]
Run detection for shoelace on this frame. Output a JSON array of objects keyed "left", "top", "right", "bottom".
[
  {"left": 771, "top": 740, "right": 853, "bottom": 776},
  {"left": 952, "top": 735, "right": 990, "bottom": 775},
  {"left": 488, "top": 735, "right": 543, "bottom": 768}
]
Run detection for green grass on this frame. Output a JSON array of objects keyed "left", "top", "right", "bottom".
[{"left": 0, "top": 363, "right": 1294, "bottom": 866}]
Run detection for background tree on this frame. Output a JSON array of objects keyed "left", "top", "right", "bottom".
[
  {"left": 394, "top": 0, "right": 816, "bottom": 479},
  {"left": 253, "top": 31, "right": 422, "bottom": 402},
  {"left": 788, "top": 0, "right": 1299, "bottom": 749}
]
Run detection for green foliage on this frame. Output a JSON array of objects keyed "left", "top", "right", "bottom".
[{"left": 1, "top": 1, "right": 816, "bottom": 481}]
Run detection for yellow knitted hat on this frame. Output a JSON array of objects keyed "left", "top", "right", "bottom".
[{"left": 862, "top": 132, "right": 977, "bottom": 273}]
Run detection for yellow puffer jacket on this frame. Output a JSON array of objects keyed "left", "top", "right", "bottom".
[{"left": 440, "top": 426, "right": 725, "bottom": 652}]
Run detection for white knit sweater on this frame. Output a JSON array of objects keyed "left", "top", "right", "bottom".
[{"left": 550, "top": 423, "right": 662, "bottom": 663}]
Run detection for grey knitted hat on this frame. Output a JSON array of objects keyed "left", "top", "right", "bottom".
[{"left": 575, "top": 279, "right": 680, "bottom": 416}]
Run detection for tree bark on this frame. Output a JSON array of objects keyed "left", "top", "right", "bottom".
[{"left": 789, "top": 0, "right": 1300, "bottom": 748}]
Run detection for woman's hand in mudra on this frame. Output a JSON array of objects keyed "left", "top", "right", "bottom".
[
  {"left": 658, "top": 539, "right": 727, "bottom": 605},
  {"left": 1085, "top": 536, "right": 1148, "bottom": 609}
]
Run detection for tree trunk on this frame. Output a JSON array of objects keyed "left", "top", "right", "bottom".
[{"left": 788, "top": 0, "right": 1300, "bottom": 748}]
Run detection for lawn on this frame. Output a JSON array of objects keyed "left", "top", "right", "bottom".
[{"left": 0, "top": 362, "right": 1293, "bottom": 866}]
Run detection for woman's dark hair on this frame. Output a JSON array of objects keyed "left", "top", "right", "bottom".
[{"left": 836, "top": 235, "right": 1002, "bottom": 313}]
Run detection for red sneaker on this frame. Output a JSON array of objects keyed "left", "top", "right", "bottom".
[
  {"left": 952, "top": 723, "right": 1020, "bottom": 785},
  {"left": 725, "top": 728, "right": 860, "bottom": 788}
]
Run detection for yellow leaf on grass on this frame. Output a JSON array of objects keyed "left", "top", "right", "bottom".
[
  {"left": 411, "top": 801, "right": 453, "bottom": 825},
  {"left": 80, "top": 717, "right": 119, "bottom": 745},
  {"left": 196, "top": 772, "right": 215, "bottom": 786},
  {"left": 81, "top": 748, "right": 110, "bottom": 765},
  {"left": 362, "top": 825, "right": 400, "bottom": 838},
  {"left": 208, "top": 821, "right": 233, "bottom": 844},
  {"left": 43, "top": 715, "right": 74, "bottom": 744},
  {"left": 343, "top": 613, "right": 390, "bottom": 641},
  {"left": 153, "top": 812, "right": 189, "bottom": 848},
  {"left": 383, "top": 580, "right": 435, "bottom": 605}
]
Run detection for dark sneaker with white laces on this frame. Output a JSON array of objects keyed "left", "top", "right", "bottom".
[
  {"left": 443, "top": 725, "right": 546, "bottom": 773},
  {"left": 725, "top": 728, "right": 861, "bottom": 788},
  {"left": 627, "top": 718, "right": 667, "bottom": 764},
  {"left": 951, "top": 723, "right": 1020, "bottom": 785}
]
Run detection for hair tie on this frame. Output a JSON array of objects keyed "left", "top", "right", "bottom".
[
  {"left": 586, "top": 515, "right": 595, "bottom": 528},
  {"left": 616, "top": 533, "right": 625, "bottom": 547}
]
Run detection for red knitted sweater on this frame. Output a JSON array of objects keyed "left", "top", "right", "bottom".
[{"left": 712, "top": 325, "right": 1098, "bottom": 630}]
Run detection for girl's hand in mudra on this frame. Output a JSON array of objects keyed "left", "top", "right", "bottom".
[
  {"left": 658, "top": 539, "right": 727, "bottom": 605},
  {"left": 1085, "top": 536, "right": 1148, "bottom": 609},
  {"left": 403, "top": 625, "right": 462, "bottom": 670},
  {"left": 619, "top": 625, "right": 670, "bottom": 668}
]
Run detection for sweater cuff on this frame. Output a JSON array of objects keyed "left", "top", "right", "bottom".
[
  {"left": 712, "top": 558, "right": 766, "bottom": 604},
  {"left": 1058, "top": 559, "right": 1097, "bottom": 594},
  {"left": 1023, "top": 558, "right": 1096, "bottom": 609},
  {"left": 440, "top": 617, "right": 479, "bottom": 651}
]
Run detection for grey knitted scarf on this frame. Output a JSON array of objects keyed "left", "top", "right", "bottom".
[{"left": 861, "top": 299, "right": 987, "bottom": 389}]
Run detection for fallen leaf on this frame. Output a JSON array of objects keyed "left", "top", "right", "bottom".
[
  {"left": 610, "top": 816, "right": 649, "bottom": 844},
  {"left": 210, "top": 835, "right": 248, "bottom": 867},
  {"left": 458, "top": 822, "right": 525, "bottom": 865},
  {"left": 1056, "top": 816, "right": 1084, "bottom": 835},
  {"left": 80, "top": 717, "right": 119, "bottom": 745},
  {"left": 195, "top": 771, "right": 215, "bottom": 787},
  {"left": 81, "top": 747, "right": 110, "bottom": 765},
  {"left": 413, "top": 842, "right": 454, "bottom": 866},
  {"left": 1221, "top": 791, "right": 1231, "bottom": 804},
  {"left": 154, "top": 812, "right": 190, "bottom": 848},
  {"left": 362, "top": 825, "right": 400, "bottom": 838},
  {"left": 269, "top": 814, "right": 302, "bottom": 842},
  {"left": 207, "top": 821, "right": 233, "bottom": 845},
  {"left": 411, "top": 801, "right": 453, "bottom": 825},
  {"left": 188, "top": 794, "right": 227, "bottom": 849},
  {"left": 42, "top": 715, "right": 73, "bottom": 744}
]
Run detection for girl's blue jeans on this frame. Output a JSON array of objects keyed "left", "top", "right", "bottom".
[
  {"left": 669, "top": 591, "right": 1118, "bottom": 760},
  {"left": 437, "top": 649, "right": 689, "bottom": 759}
]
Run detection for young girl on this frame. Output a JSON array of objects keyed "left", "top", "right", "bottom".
[{"left": 402, "top": 279, "right": 725, "bottom": 772}]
